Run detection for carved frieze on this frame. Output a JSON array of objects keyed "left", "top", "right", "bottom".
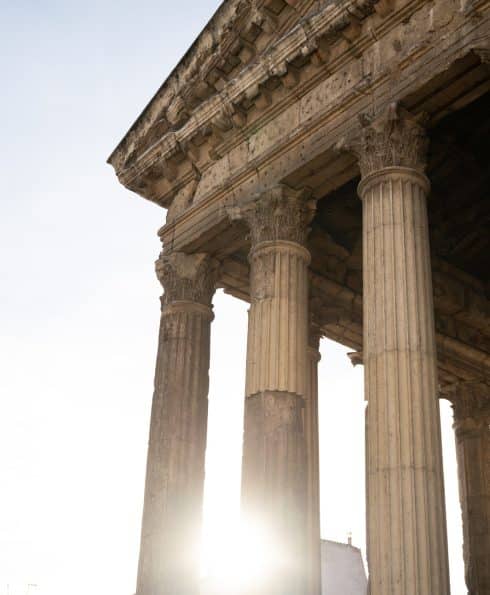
[
  {"left": 226, "top": 184, "right": 316, "bottom": 246},
  {"left": 156, "top": 252, "right": 219, "bottom": 306}
]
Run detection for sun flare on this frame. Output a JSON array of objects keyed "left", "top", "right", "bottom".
[{"left": 200, "top": 520, "right": 280, "bottom": 592}]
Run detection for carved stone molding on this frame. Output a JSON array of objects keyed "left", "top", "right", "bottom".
[
  {"left": 156, "top": 252, "right": 219, "bottom": 306},
  {"left": 441, "top": 380, "right": 490, "bottom": 434},
  {"left": 339, "top": 103, "right": 429, "bottom": 178},
  {"left": 226, "top": 184, "right": 316, "bottom": 247},
  {"left": 109, "top": 0, "right": 386, "bottom": 181}
]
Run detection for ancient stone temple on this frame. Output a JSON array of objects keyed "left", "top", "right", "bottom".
[{"left": 108, "top": 1, "right": 490, "bottom": 593}]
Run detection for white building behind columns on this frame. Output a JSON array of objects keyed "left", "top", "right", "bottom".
[
  {"left": 321, "top": 540, "right": 367, "bottom": 595},
  {"left": 200, "top": 539, "right": 367, "bottom": 595}
]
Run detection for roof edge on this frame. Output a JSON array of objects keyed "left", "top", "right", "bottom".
[{"left": 107, "top": 0, "right": 251, "bottom": 166}]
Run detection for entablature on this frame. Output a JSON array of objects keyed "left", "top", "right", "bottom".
[{"left": 157, "top": 0, "right": 489, "bottom": 254}]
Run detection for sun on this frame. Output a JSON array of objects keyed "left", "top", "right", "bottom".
[{"left": 200, "top": 519, "right": 280, "bottom": 593}]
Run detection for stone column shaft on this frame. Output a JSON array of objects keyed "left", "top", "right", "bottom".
[
  {"left": 304, "top": 327, "right": 322, "bottom": 595},
  {"left": 228, "top": 185, "right": 316, "bottom": 595},
  {"left": 353, "top": 105, "right": 450, "bottom": 595},
  {"left": 245, "top": 241, "right": 309, "bottom": 397},
  {"left": 136, "top": 253, "right": 217, "bottom": 595},
  {"left": 445, "top": 381, "right": 490, "bottom": 595}
]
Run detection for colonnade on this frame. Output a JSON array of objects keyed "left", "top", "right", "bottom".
[{"left": 134, "top": 106, "right": 489, "bottom": 595}]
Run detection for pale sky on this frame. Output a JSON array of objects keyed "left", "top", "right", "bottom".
[{"left": 0, "top": 2, "right": 465, "bottom": 594}]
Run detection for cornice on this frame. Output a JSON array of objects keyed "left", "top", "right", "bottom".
[{"left": 108, "top": 0, "right": 390, "bottom": 193}]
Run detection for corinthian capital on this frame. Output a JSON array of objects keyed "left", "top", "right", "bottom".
[
  {"left": 441, "top": 380, "right": 490, "bottom": 434},
  {"left": 226, "top": 184, "right": 316, "bottom": 247},
  {"left": 339, "top": 103, "right": 429, "bottom": 177},
  {"left": 156, "top": 252, "right": 219, "bottom": 306}
]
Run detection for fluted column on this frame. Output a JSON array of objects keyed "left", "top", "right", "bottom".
[
  {"left": 444, "top": 381, "right": 490, "bottom": 595},
  {"left": 136, "top": 252, "right": 218, "bottom": 595},
  {"left": 352, "top": 105, "right": 450, "bottom": 595},
  {"left": 228, "top": 185, "right": 316, "bottom": 594},
  {"left": 304, "top": 322, "right": 322, "bottom": 595}
]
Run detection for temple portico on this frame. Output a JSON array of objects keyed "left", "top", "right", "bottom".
[{"left": 108, "top": 0, "right": 490, "bottom": 593}]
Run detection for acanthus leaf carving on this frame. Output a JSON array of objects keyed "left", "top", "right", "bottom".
[
  {"left": 441, "top": 380, "right": 490, "bottom": 434},
  {"left": 337, "top": 103, "right": 429, "bottom": 177},
  {"left": 226, "top": 184, "right": 317, "bottom": 247},
  {"left": 156, "top": 252, "right": 220, "bottom": 306}
]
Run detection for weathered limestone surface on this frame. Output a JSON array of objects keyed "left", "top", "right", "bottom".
[
  {"left": 136, "top": 253, "right": 218, "bottom": 595},
  {"left": 355, "top": 106, "right": 450, "bottom": 595},
  {"left": 227, "top": 185, "right": 315, "bottom": 594},
  {"left": 444, "top": 381, "right": 490, "bottom": 595}
]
